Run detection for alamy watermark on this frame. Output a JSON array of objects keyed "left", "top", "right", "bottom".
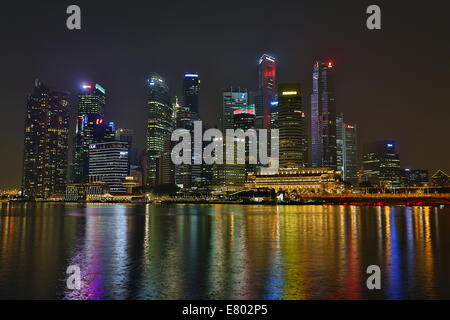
[
  {"left": 66, "top": 5, "right": 380, "bottom": 31},
  {"left": 366, "top": 265, "right": 381, "bottom": 290},
  {"left": 171, "top": 121, "right": 279, "bottom": 173},
  {"left": 66, "top": 265, "right": 81, "bottom": 290}
]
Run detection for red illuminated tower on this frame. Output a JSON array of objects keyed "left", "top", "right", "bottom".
[{"left": 257, "top": 54, "right": 276, "bottom": 130}]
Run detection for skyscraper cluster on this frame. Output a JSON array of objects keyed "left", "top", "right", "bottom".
[
  {"left": 22, "top": 79, "right": 138, "bottom": 199},
  {"left": 22, "top": 53, "right": 429, "bottom": 199}
]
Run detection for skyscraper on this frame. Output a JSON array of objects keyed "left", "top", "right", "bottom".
[
  {"left": 222, "top": 87, "right": 248, "bottom": 130},
  {"left": 22, "top": 79, "right": 69, "bottom": 199},
  {"left": 311, "top": 60, "right": 337, "bottom": 169},
  {"left": 362, "top": 141, "right": 401, "bottom": 188},
  {"left": 89, "top": 141, "right": 129, "bottom": 194},
  {"left": 336, "top": 112, "right": 345, "bottom": 174},
  {"left": 270, "top": 98, "right": 279, "bottom": 129},
  {"left": 256, "top": 54, "right": 276, "bottom": 130},
  {"left": 78, "top": 83, "right": 106, "bottom": 116},
  {"left": 234, "top": 105, "right": 257, "bottom": 178},
  {"left": 278, "top": 84, "right": 308, "bottom": 169},
  {"left": 72, "top": 83, "right": 108, "bottom": 183},
  {"left": 344, "top": 123, "right": 358, "bottom": 185},
  {"left": 146, "top": 73, "right": 173, "bottom": 188},
  {"left": 158, "top": 136, "right": 175, "bottom": 186},
  {"left": 115, "top": 128, "right": 136, "bottom": 172},
  {"left": 249, "top": 90, "right": 264, "bottom": 129},
  {"left": 183, "top": 73, "right": 200, "bottom": 116},
  {"left": 336, "top": 113, "right": 359, "bottom": 185}
]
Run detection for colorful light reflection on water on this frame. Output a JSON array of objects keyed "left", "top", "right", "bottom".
[{"left": 0, "top": 203, "right": 449, "bottom": 299}]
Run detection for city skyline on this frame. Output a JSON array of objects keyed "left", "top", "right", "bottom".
[
  {"left": 1, "top": 1, "right": 449, "bottom": 188},
  {"left": 10, "top": 54, "right": 448, "bottom": 191},
  {"left": 2, "top": 1, "right": 450, "bottom": 305}
]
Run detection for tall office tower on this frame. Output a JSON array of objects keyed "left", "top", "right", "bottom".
[
  {"left": 72, "top": 116, "right": 114, "bottom": 182},
  {"left": 257, "top": 54, "right": 276, "bottom": 130},
  {"left": 311, "top": 60, "right": 337, "bottom": 169},
  {"left": 234, "top": 105, "right": 256, "bottom": 130},
  {"left": 336, "top": 112, "right": 358, "bottom": 185},
  {"left": 234, "top": 105, "right": 256, "bottom": 178},
  {"left": 172, "top": 96, "right": 182, "bottom": 125},
  {"left": 146, "top": 73, "right": 173, "bottom": 188},
  {"left": 222, "top": 87, "right": 248, "bottom": 130},
  {"left": 278, "top": 84, "right": 308, "bottom": 169},
  {"left": 270, "top": 98, "right": 279, "bottom": 129},
  {"left": 336, "top": 112, "right": 345, "bottom": 174},
  {"left": 182, "top": 73, "right": 203, "bottom": 190},
  {"left": 22, "top": 79, "right": 69, "bottom": 199},
  {"left": 212, "top": 106, "right": 255, "bottom": 192},
  {"left": 158, "top": 136, "right": 175, "bottom": 186},
  {"left": 78, "top": 83, "right": 106, "bottom": 116},
  {"left": 249, "top": 90, "right": 264, "bottom": 129},
  {"left": 174, "top": 103, "right": 194, "bottom": 190},
  {"left": 115, "top": 128, "right": 136, "bottom": 172},
  {"left": 72, "top": 83, "right": 108, "bottom": 183},
  {"left": 89, "top": 141, "right": 129, "bottom": 194},
  {"left": 183, "top": 73, "right": 200, "bottom": 117},
  {"left": 195, "top": 123, "right": 215, "bottom": 193},
  {"left": 362, "top": 141, "right": 401, "bottom": 188},
  {"left": 344, "top": 123, "right": 358, "bottom": 185}
]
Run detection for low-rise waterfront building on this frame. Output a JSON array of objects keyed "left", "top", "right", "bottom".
[{"left": 245, "top": 168, "right": 343, "bottom": 194}]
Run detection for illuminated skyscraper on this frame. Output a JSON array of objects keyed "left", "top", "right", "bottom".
[
  {"left": 344, "top": 123, "right": 358, "bottom": 185},
  {"left": 22, "top": 79, "right": 69, "bottom": 199},
  {"left": 278, "top": 84, "right": 308, "bottom": 168},
  {"left": 89, "top": 141, "right": 129, "bottom": 194},
  {"left": 183, "top": 73, "right": 200, "bottom": 116},
  {"left": 72, "top": 83, "right": 110, "bottom": 183},
  {"left": 115, "top": 128, "right": 136, "bottom": 172},
  {"left": 336, "top": 112, "right": 345, "bottom": 173},
  {"left": 270, "top": 98, "right": 279, "bottom": 129},
  {"left": 174, "top": 96, "right": 194, "bottom": 190},
  {"left": 158, "top": 136, "right": 175, "bottom": 186},
  {"left": 146, "top": 73, "right": 173, "bottom": 188},
  {"left": 77, "top": 83, "right": 106, "bottom": 116},
  {"left": 311, "top": 60, "right": 337, "bottom": 169},
  {"left": 336, "top": 113, "right": 358, "bottom": 185},
  {"left": 222, "top": 87, "right": 248, "bottom": 130},
  {"left": 362, "top": 141, "right": 400, "bottom": 188},
  {"left": 256, "top": 54, "right": 276, "bottom": 130},
  {"left": 234, "top": 105, "right": 256, "bottom": 178}
]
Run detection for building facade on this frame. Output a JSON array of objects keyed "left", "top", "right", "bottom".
[
  {"left": 222, "top": 87, "right": 248, "bottom": 131},
  {"left": 183, "top": 73, "right": 200, "bottom": 116},
  {"left": 257, "top": 54, "right": 276, "bottom": 130},
  {"left": 362, "top": 141, "right": 401, "bottom": 188},
  {"left": 336, "top": 112, "right": 345, "bottom": 173},
  {"left": 246, "top": 168, "right": 343, "bottom": 194},
  {"left": 22, "top": 79, "right": 69, "bottom": 199},
  {"left": 311, "top": 60, "right": 337, "bottom": 169},
  {"left": 72, "top": 83, "right": 108, "bottom": 183},
  {"left": 146, "top": 73, "right": 173, "bottom": 188},
  {"left": 343, "top": 123, "right": 358, "bottom": 185},
  {"left": 278, "top": 84, "right": 308, "bottom": 169},
  {"left": 89, "top": 141, "right": 129, "bottom": 194},
  {"left": 401, "top": 169, "right": 429, "bottom": 187}
]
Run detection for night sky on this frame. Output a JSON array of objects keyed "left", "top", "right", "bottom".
[{"left": 0, "top": 0, "right": 449, "bottom": 188}]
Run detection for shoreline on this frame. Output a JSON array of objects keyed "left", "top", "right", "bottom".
[{"left": 5, "top": 198, "right": 450, "bottom": 207}]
